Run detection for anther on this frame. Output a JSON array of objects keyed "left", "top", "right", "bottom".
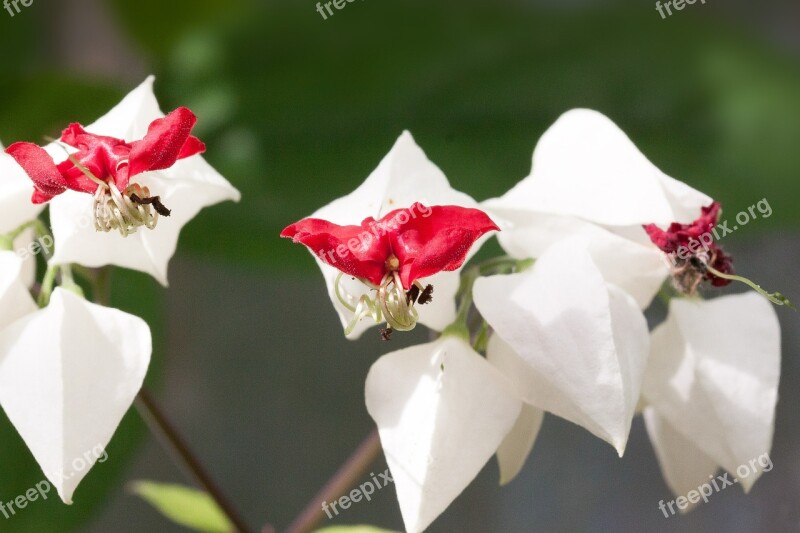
[{"left": 418, "top": 284, "right": 434, "bottom": 305}]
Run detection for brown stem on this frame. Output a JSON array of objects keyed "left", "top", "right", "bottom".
[
  {"left": 283, "top": 429, "right": 383, "bottom": 533},
  {"left": 135, "top": 388, "right": 255, "bottom": 533},
  {"left": 90, "top": 267, "right": 256, "bottom": 533}
]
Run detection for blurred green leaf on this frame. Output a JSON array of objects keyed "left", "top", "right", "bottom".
[{"left": 130, "top": 481, "right": 233, "bottom": 533}]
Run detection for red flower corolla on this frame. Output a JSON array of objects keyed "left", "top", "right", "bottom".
[
  {"left": 5, "top": 107, "right": 204, "bottom": 205},
  {"left": 282, "top": 203, "right": 499, "bottom": 289},
  {"left": 282, "top": 203, "right": 499, "bottom": 337},
  {"left": 644, "top": 201, "right": 733, "bottom": 289}
]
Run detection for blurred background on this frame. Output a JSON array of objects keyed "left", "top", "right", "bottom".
[{"left": 0, "top": 0, "right": 798, "bottom": 531}]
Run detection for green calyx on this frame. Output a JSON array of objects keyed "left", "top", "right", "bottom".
[{"left": 442, "top": 256, "right": 534, "bottom": 351}]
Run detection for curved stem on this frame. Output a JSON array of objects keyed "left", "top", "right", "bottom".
[
  {"left": 135, "top": 390, "right": 255, "bottom": 533},
  {"left": 284, "top": 430, "right": 382, "bottom": 533},
  {"left": 92, "top": 267, "right": 256, "bottom": 533},
  {"left": 37, "top": 265, "right": 58, "bottom": 307}
]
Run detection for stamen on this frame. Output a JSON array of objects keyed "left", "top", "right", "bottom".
[
  {"left": 406, "top": 284, "right": 420, "bottom": 305},
  {"left": 704, "top": 264, "right": 796, "bottom": 310},
  {"left": 131, "top": 194, "right": 172, "bottom": 217},
  {"left": 93, "top": 181, "right": 161, "bottom": 237},
  {"left": 418, "top": 284, "right": 434, "bottom": 305},
  {"left": 336, "top": 270, "right": 433, "bottom": 338}
]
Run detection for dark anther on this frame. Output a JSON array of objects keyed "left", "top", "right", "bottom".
[
  {"left": 131, "top": 194, "right": 172, "bottom": 217},
  {"left": 689, "top": 256, "right": 707, "bottom": 272},
  {"left": 406, "top": 285, "right": 420, "bottom": 305},
  {"left": 418, "top": 284, "right": 434, "bottom": 305},
  {"left": 380, "top": 327, "right": 394, "bottom": 341}
]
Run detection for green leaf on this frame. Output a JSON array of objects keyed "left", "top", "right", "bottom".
[
  {"left": 130, "top": 481, "right": 233, "bottom": 533},
  {"left": 315, "top": 527, "right": 400, "bottom": 533}
]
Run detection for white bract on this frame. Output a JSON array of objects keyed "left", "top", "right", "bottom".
[
  {"left": 365, "top": 335, "right": 521, "bottom": 533},
  {"left": 474, "top": 239, "right": 650, "bottom": 462},
  {"left": 482, "top": 109, "right": 782, "bottom": 499},
  {"left": 482, "top": 108, "right": 713, "bottom": 309},
  {"left": 0, "top": 144, "right": 45, "bottom": 235},
  {"left": 642, "top": 293, "right": 780, "bottom": 505},
  {"left": 306, "top": 131, "right": 483, "bottom": 339},
  {"left": 45, "top": 76, "right": 241, "bottom": 286},
  {"left": 0, "top": 288, "right": 151, "bottom": 503},
  {"left": 0, "top": 251, "right": 37, "bottom": 328}
]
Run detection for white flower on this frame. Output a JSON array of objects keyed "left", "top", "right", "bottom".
[
  {"left": 0, "top": 145, "right": 45, "bottom": 287},
  {"left": 0, "top": 144, "right": 45, "bottom": 234},
  {"left": 0, "top": 251, "right": 37, "bottom": 328},
  {"left": 0, "top": 288, "right": 151, "bottom": 503},
  {"left": 45, "top": 76, "right": 240, "bottom": 285},
  {"left": 473, "top": 239, "right": 650, "bottom": 464},
  {"left": 482, "top": 108, "right": 713, "bottom": 308},
  {"left": 365, "top": 335, "right": 522, "bottom": 533},
  {"left": 642, "top": 293, "right": 780, "bottom": 507},
  {"left": 482, "top": 109, "right": 783, "bottom": 499},
  {"left": 301, "top": 131, "right": 484, "bottom": 339},
  {"left": 489, "top": 108, "right": 712, "bottom": 226}
]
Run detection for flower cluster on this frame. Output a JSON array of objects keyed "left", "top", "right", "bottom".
[
  {"left": 283, "top": 111, "right": 787, "bottom": 532},
  {"left": 0, "top": 76, "right": 239, "bottom": 503}
]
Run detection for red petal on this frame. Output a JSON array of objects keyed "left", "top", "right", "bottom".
[
  {"left": 127, "top": 107, "right": 201, "bottom": 178},
  {"left": 178, "top": 135, "right": 206, "bottom": 159},
  {"left": 281, "top": 218, "right": 391, "bottom": 286},
  {"left": 5, "top": 142, "right": 67, "bottom": 203},
  {"left": 389, "top": 204, "right": 499, "bottom": 288},
  {"left": 59, "top": 123, "right": 134, "bottom": 190},
  {"left": 60, "top": 123, "right": 96, "bottom": 148},
  {"left": 644, "top": 202, "right": 722, "bottom": 253}
]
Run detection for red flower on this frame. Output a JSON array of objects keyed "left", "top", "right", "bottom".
[
  {"left": 644, "top": 202, "right": 733, "bottom": 288},
  {"left": 282, "top": 203, "right": 499, "bottom": 289},
  {"left": 5, "top": 107, "right": 205, "bottom": 204}
]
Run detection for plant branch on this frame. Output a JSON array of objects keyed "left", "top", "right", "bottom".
[
  {"left": 134, "top": 389, "right": 255, "bottom": 533},
  {"left": 91, "top": 266, "right": 255, "bottom": 533},
  {"left": 283, "top": 429, "right": 382, "bottom": 533}
]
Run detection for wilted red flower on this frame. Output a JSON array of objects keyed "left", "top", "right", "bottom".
[{"left": 644, "top": 201, "right": 733, "bottom": 291}]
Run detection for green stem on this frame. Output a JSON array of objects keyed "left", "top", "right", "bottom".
[
  {"left": 705, "top": 264, "right": 795, "bottom": 310},
  {"left": 657, "top": 283, "right": 675, "bottom": 307},
  {"left": 59, "top": 265, "right": 85, "bottom": 298},
  {"left": 442, "top": 256, "right": 534, "bottom": 345},
  {"left": 38, "top": 265, "right": 58, "bottom": 307},
  {"left": 4, "top": 219, "right": 41, "bottom": 243},
  {"left": 473, "top": 321, "right": 490, "bottom": 353}
]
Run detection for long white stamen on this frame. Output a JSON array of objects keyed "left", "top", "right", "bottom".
[{"left": 93, "top": 181, "right": 160, "bottom": 237}]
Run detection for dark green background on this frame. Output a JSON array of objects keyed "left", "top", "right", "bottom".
[{"left": 0, "top": 0, "right": 797, "bottom": 531}]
